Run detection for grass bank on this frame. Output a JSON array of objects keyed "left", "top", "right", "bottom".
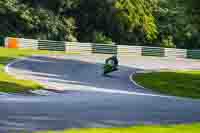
[
  {"left": 133, "top": 71, "right": 200, "bottom": 99},
  {"left": 0, "top": 47, "right": 66, "bottom": 93},
  {"left": 37, "top": 123, "right": 200, "bottom": 133}
]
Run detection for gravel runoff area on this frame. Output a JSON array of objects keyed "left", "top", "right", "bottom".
[{"left": 1, "top": 54, "right": 200, "bottom": 132}]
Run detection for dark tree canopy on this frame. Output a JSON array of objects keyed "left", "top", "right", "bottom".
[{"left": 0, "top": 0, "right": 200, "bottom": 48}]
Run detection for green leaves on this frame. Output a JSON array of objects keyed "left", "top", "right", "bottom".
[
  {"left": 92, "top": 31, "right": 113, "bottom": 44},
  {"left": 0, "top": 0, "right": 77, "bottom": 41},
  {"left": 155, "top": 0, "right": 200, "bottom": 48},
  {"left": 0, "top": 0, "right": 199, "bottom": 48},
  {"left": 114, "top": 0, "right": 158, "bottom": 41}
]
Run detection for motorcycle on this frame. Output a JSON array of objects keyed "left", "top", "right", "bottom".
[{"left": 103, "top": 56, "right": 119, "bottom": 75}]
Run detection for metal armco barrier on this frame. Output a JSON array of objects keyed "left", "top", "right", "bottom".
[
  {"left": 20, "top": 38, "right": 38, "bottom": 49},
  {"left": 165, "top": 48, "right": 187, "bottom": 58},
  {"left": 92, "top": 44, "right": 117, "bottom": 54},
  {"left": 118, "top": 45, "right": 142, "bottom": 56},
  {"left": 187, "top": 50, "right": 200, "bottom": 59},
  {"left": 4, "top": 37, "right": 200, "bottom": 59},
  {"left": 142, "top": 47, "right": 165, "bottom": 57},
  {"left": 38, "top": 40, "right": 66, "bottom": 51}
]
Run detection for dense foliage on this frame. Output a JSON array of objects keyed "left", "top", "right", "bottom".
[
  {"left": 155, "top": 0, "right": 200, "bottom": 48},
  {"left": 0, "top": 0, "right": 200, "bottom": 48},
  {"left": 0, "top": 0, "right": 77, "bottom": 41}
]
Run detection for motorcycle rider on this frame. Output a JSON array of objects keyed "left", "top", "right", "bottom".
[{"left": 104, "top": 55, "right": 119, "bottom": 74}]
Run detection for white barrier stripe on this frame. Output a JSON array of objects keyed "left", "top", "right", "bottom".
[{"left": 4, "top": 37, "right": 200, "bottom": 59}]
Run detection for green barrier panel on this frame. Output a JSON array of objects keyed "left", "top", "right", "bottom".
[
  {"left": 38, "top": 40, "right": 65, "bottom": 51},
  {"left": 92, "top": 44, "right": 117, "bottom": 54},
  {"left": 0, "top": 36, "right": 4, "bottom": 46},
  {"left": 187, "top": 50, "right": 200, "bottom": 59},
  {"left": 142, "top": 47, "right": 165, "bottom": 57}
]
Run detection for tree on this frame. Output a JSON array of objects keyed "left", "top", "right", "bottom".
[
  {"left": 0, "top": 0, "right": 199, "bottom": 48},
  {"left": 155, "top": 0, "right": 200, "bottom": 48},
  {"left": 0, "top": 0, "right": 77, "bottom": 41},
  {"left": 75, "top": 0, "right": 158, "bottom": 44},
  {"left": 114, "top": 0, "right": 158, "bottom": 41}
]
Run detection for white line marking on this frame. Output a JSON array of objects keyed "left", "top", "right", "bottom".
[
  {"left": 5, "top": 57, "right": 28, "bottom": 76},
  {"left": 4, "top": 56, "right": 190, "bottom": 100}
]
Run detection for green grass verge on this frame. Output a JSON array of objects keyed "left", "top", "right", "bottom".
[
  {"left": 0, "top": 47, "right": 69, "bottom": 93},
  {"left": 133, "top": 71, "right": 200, "bottom": 99},
  {"left": 36, "top": 123, "right": 200, "bottom": 133}
]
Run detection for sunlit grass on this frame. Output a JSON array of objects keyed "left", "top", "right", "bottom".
[
  {"left": 0, "top": 47, "right": 72, "bottom": 93},
  {"left": 36, "top": 123, "right": 200, "bottom": 133},
  {"left": 134, "top": 70, "right": 200, "bottom": 99}
]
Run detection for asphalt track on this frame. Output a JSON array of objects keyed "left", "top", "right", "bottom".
[{"left": 1, "top": 54, "right": 200, "bottom": 132}]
